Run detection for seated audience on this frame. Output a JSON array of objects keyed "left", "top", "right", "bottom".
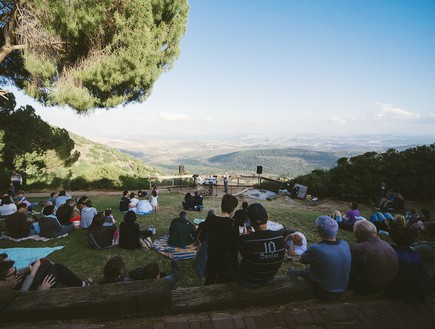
[
  {"left": 237, "top": 203, "right": 285, "bottom": 287},
  {"left": 168, "top": 211, "right": 198, "bottom": 247},
  {"left": 39, "top": 205, "right": 74, "bottom": 238},
  {"left": 135, "top": 260, "right": 179, "bottom": 286},
  {"left": 192, "top": 191, "right": 203, "bottom": 211},
  {"left": 48, "top": 192, "right": 57, "bottom": 206},
  {"left": 119, "top": 211, "right": 154, "bottom": 249},
  {"left": 182, "top": 192, "right": 195, "bottom": 211},
  {"left": 150, "top": 189, "right": 159, "bottom": 212},
  {"left": 333, "top": 201, "right": 362, "bottom": 231},
  {"left": 0, "top": 194, "right": 17, "bottom": 217},
  {"left": 16, "top": 190, "right": 33, "bottom": 211},
  {"left": 128, "top": 192, "right": 139, "bottom": 212},
  {"left": 198, "top": 194, "right": 239, "bottom": 285},
  {"left": 80, "top": 199, "right": 98, "bottom": 229},
  {"left": 101, "top": 256, "right": 128, "bottom": 284},
  {"left": 137, "top": 192, "right": 153, "bottom": 213},
  {"left": 70, "top": 201, "right": 84, "bottom": 225},
  {"left": 119, "top": 190, "right": 130, "bottom": 212},
  {"left": 88, "top": 213, "right": 116, "bottom": 248},
  {"left": 284, "top": 231, "right": 307, "bottom": 259},
  {"left": 385, "top": 227, "right": 427, "bottom": 301},
  {"left": 287, "top": 216, "right": 351, "bottom": 300},
  {"left": 103, "top": 209, "right": 116, "bottom": 227},
  {"left": 101, "top": 256, "right": 178, "bottom": 287},
  {"left": 233, "top": 201, "right": 249, "bottom": 229},
  {"left": 56, "top": 199, "right": 74, "bottom": 226},
  {"left": 0, "top": 253, "right": 92, "bottom": 291},
  {"left": 412, "top": 221, "right": 435, "bottom": 291},
  {"left": 369, "top": 211, "right": 396, "bottom": 233},
  {"left": 348, "top": 220, "right": 399, "bottom": 294},
  {"left": 5, "top": 203, "right": 36, "bottom": 238},
  {"left": 55, "top": 190, "right": 72, "bottom": 209}
]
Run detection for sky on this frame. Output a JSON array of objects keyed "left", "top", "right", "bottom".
[{"left": 9, "top": 0, "right": 435, "bottom": 142}]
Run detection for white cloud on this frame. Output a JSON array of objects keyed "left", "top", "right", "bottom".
[
  {"left": 158, "top": 112, "right": 190, "bottom": 121},
  {"left": 330, "top": 116, "right": 346, "bottom": 124},
  {"left": 374, "top": 103, "right": 421, "bottom": 120}
]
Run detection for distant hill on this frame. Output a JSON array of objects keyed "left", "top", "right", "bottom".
[
  {"left": 207, "top": 148, "right": 340, "bottom": 178},
  {"left": 26, "top": 133, "right": 162, "bottom": 188},
  {"left": 135, "top": 147, "right": 343, "bottom": 178}
]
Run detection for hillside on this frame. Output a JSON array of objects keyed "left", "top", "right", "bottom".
[
  {"left": 25, "top": 133, "right": 162, "bottom": 189},
  {"left": 207, "top": 148, "right": 340, "bottom": 177},
  {"left": 138, "top": 145, "right": 343, "bottom": 178}
]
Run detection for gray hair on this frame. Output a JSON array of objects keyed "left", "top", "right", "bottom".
[
  {"left": 353, "top": 220, "right": 377, "bottom": 241},
  {"left": 315, "top": 216, "right": 338, "bottom": 238}
]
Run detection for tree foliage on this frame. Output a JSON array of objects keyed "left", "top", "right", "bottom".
[
  {"left": 0, "top": 0, "right": 189, "bottom": 112},
  {"left": 291, "top": 145, "right": 435, "bottom": 202},
  {"left": 0, "top": 92, "right": 80, "bottom": 186}
]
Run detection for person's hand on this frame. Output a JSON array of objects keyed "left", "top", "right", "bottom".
[
  {"left": 29, "top": 259, "right": 41, "bottom": 276},
  {"left": 168, "top": 253, "right": 174, "bottom": 260},
  {"left": 0, "top": 274, "right": 24, "bottom": 290},
  {"left": 37, "top": 275, "right": 56, "bottom": 290}
]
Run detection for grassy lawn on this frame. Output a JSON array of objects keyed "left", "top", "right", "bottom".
[{"left": 1, "top": 191, "right": 358, "bottom": 288}]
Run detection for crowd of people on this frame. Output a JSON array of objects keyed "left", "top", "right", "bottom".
[{"left": 1, "top": 188, "right": 434, "bottom": 305}]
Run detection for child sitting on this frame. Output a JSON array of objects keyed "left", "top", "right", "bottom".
[
  {"left": 103, "top": 209, "right": 116, "bottom": 227},
  {"left": 284, "top": 231, "right": 307, "bottom": 260}
]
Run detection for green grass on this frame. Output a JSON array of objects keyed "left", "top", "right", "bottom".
[{"left": 1, "top": 192, "right": 357, "bottom": 287}]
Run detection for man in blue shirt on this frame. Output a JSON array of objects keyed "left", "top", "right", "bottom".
[{"left": 287, "top": 215, "right": 351, "bottom": 300}]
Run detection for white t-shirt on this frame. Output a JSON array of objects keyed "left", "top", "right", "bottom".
[
  {"left": 0, "top": 203, "right": 17, "bottom": 217},
  {"left": 137, "top": 200, "right": 152, "bottom": 213}
]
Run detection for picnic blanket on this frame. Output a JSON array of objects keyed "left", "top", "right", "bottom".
[
  {"left": 0, "top": 246, "right": 64, "bottom": 269},
  {"left": 152, "top": 234, "right": 197, "bottom": 260},
  {"left": 0, "top": 233, "right": 68, "bottom": 242},
  {"left": 136, "top": 211, "right": 153, "bottom": 215}
]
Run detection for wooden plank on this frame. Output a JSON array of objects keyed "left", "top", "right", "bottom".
[
  {"left": 0, "top": 276, "right": 315, "bottom": 322},
  {"left": 0, "top": 280, "right": 172, "bottom": 321}
]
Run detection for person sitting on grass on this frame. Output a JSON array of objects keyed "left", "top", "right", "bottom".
[
  {"left": 182, "top": 192, "right": 195, "bottom": 211},
  {"left": 16, "top": 190, "right": 33, "bottom": 211},
  {"left": 39, "top": 205, "right": 74, "bottom": 238},
  {"left": 0, "top": 193, "right": 17, "bottom": 217},
  {"left": 199, "top": 194, "right": 239, "bottom": 285},
  {"left": 80, "top": 199, "right": 98, "bottom": 229},
  {"left": 192, "top": 191, "right": 203, "bottom": 211},
  {"left": 0, "top": 253, "right": 92, "bottom": 291},
  {"left": 5, "top": 203, "right": 36, "bottom": 238},
  {"left": 119, "top": 190, "right": 130, "bottom": 212},
  {"left": 56, "top": 199, "right": 74, "bottom": 226},
  {"left": 384, "top": 227, "right": 427, "bottom": 301},
  {"left": 128, "top": 192, "right": 139, "bottom": 212},
  {"left": 136, "top": 192, "right": 153, "bottom": 214},
  {"left": 348, "top": 220, "right": 399, "bottom": 294},
  {"left": 168, "top": 211, "right": 198, "bottom": 247},
  {"left": 412, "top": 221, "right": 435, "bottom": 292},
  {"left": 119, "top": 211, "right": 154, "bottom": 250},
  {"left": 287, "top": 215, "right": 351, "bottom": 300},
  {"left": 284, "top": 231, "right": 307, "bottom": 260},
  {"left": 368, "top": 211, "right": 397, "bottom": 233},
  {"left": 103, "top": 209, "right": 116, "bottom": 227},
  {"left": 101, "top": 256, "right": 128, "bottom": 284},
  {"left": 88, "top": 213, "right": 117, "bottom": 248},
  {"left": 333, "top": 201, "right": 363, "bottom": 231},
  {"left": 54, "top": 190, "right": 72, "bottom": 209},
  {"left": 150, "top": 189, "right": 159, "bottom": 212},
  {"left": 236, "top": 203, "right": 285, "bottom": 287}
]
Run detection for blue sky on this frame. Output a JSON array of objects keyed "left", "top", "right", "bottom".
[{"left": 11, "top": 0, "right": 435, "bottom": 142}]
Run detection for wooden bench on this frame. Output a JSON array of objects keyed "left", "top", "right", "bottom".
[{"left": 0, "top": 275, "right": 314, "bottom": 322}]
